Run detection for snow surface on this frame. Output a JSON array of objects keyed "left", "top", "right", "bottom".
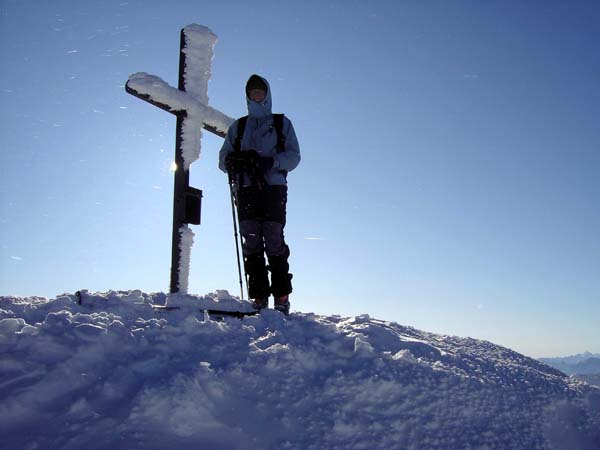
[{"left": 2, "top": 291, "right": 599, "bottom": 449}]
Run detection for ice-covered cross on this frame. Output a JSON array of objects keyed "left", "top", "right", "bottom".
[{"left": 125, "top": 24, "right": 234, "bottom": 294}]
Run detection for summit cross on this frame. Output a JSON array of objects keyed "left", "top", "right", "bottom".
[{"left": 125, "top": 24, "right": 234, "bottom": 294}]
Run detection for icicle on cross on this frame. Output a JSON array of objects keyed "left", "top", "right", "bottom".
[{"left": 125, "top": 24, "right": 234, "bottom": 294}]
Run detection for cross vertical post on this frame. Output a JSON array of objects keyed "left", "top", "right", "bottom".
[{"left": 170, "top": 29, "right": 190, "bottom": 294}]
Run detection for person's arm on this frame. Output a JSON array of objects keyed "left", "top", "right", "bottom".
[
  {"left": 218, "top": 121, "right": 238, "bottom": 173},
  {"left": 273, "top": 117, "right": 301, "bottom": 172}
]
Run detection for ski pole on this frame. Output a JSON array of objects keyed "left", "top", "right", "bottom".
[{"left": 228, "top": 172, "right": 247, "bottom": 300}]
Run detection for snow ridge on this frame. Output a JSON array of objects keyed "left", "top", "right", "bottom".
[{"left": 1, "top": 291, "right": 599, "bottom": 450}]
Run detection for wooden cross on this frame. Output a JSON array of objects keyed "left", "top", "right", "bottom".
[{"left": 125, "top": 24, "right": 233, "bottom": 294}]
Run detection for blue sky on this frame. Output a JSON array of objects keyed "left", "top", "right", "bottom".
[{"left": 1, "top": 0, "right": 599, "bottom": 357}]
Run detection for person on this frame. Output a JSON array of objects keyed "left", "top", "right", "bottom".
[{"left": 219, "top": 74, "right": 301, "bottom": 315}]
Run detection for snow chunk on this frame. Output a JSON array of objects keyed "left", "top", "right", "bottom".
[
  {"left": 215, "top": 289, "right": 232, "bottom": 301},
  {"left": 164, "top": 292, "right": 254, "bottom": 314},
  {"left": 121, "top": 289, "right": 144, "bottom": 303},
  {"left": 392, "top": 349, "right": 417, "bottom": 364},
  {"left": 354, "top": 336, "right": 374, "bottom": 356},
  {"left": 0, "top": 317, "right": 25, "bottom": 334},
  {"left": 41, "top": 311, "right": 73, "bottom": 332}
]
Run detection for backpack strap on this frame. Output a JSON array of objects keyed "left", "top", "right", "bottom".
[
  {"left": 272, "top": 114, "right": 287, "bottom": 178},
  {"left": 273, "top": 114, "right": 285, "bottom": 153},
  {"left": 234, "top": 116, "right": 248, "bottom": 153}
]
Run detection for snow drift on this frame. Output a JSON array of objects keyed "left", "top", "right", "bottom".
[{"left": 1, "top": 291, "right": 599, "bottom": 450}]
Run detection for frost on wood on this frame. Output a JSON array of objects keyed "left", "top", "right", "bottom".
[
  {"left": 179, "top": 23, "right": 216, "bottom": 169},
  {"left": 180, "top": 114, "right": 203, "bottom": 171},
  {"left": 125, "top": 72, "right": 233, "bottom": 128},
  {"left": 124, "top": 24, "right": 234, "bottom": 171},
  {"left": 181, "top": 24, "right": 216, "bottom": 105},
  {"left": 177, "top": 225, "right": 195, "bottom": 293},
  {"left": 127, "top": 72, "right": 233, "bottom": 170}
]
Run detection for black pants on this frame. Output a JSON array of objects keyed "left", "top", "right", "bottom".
[{"left": 236, "top": 185, "right": 293, "bottom": 299}]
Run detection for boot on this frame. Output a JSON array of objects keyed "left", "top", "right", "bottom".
[
  {"left": 252, "top": 298, "right": 268, "bottom": 310},
  {"left": 274, "top": 295, "right": 290, "bottom": 315}
]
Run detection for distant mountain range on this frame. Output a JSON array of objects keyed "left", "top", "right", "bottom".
[
  {"left": 539, "top": 352, "right": 600, "bottom": 377},
  {"left": 573, "top": 373, "right": 600, "bottom": 387}
]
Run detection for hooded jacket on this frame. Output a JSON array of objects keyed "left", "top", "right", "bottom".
[{"left": 219, "top": 75, "right": 301, "bottom": 186}]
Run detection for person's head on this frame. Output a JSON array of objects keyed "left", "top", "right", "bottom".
[{"left": 246, "top": 74, "right": 268, "bottom": 102}]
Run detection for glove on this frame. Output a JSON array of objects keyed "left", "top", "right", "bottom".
[
  {"left": 225, "top": 152, "right": 248, "bottom": 173},
  {"left": 226, "top": 150, "right": 274, "bottom": 174},
  {"left": 243, "top": 149, "right": 259, "bottom": 168},
  {"left": 245, "top": 150, "right": 274, "bottom": 173},
  {"left": 257, "top": 156, "right": 274, "bottom": 172}
]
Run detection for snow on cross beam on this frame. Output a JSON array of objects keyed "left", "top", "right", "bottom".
[
  {"left": 125, "top": 24, "right": 234, "bottom": 294},
  {"left": 125, "top": 24, "right": 234, "bottom": 169},
  {"left": 126, "top": 72, "right": 232, "bottom": 143}
]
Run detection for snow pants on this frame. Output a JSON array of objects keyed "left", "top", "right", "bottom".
[{"left": 237, "top": 185, "right": 293, "bottom": 299}]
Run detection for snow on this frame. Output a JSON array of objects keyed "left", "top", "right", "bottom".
[
  {"left": 1, "top": 291, "right": 599, "bottom": 449},
  {"left": 181, "top": 24, "right": 217, "bottom": 106},
  {"left": 126, "top": 72, "right": 233, "bottom": 170},
  {"left": 176, "top": 225, "right": 195, "bottom": 294}
]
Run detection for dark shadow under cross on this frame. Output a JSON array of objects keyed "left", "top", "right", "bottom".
[{"left": 125, "top": 24, "right": 233, "bottom": 294}]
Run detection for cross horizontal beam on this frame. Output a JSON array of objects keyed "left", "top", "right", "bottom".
[{"left": 125, "top": 81, "right": 227, "bottom": 138}]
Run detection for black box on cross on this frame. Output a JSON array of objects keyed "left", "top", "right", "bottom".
[{"left": 184, "top": 187, "right": 203, "bottom": 225}]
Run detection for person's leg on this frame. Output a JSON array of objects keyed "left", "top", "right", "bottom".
[
  {"left": 263, "top": 222, "right": 292, "bottom": 298},
  {"left": 263, "top": 186, "right": 293, "bottom": 312},
  {"left": 237, "top": 187, "right": 269, "bottom": 303},
  {"left": 240, "top": 220, "right": 270, "bottom": 302}
]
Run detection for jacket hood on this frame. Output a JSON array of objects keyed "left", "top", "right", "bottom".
[{"left": 246, "top": 74, "right": 272, "bottom": 119}]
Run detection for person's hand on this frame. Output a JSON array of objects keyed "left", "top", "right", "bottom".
[
  {"left": 226, "top": 150, "right": 273, "bottom": 174},
  {"left": 244, "top": 150, "right": 273, "bottom": 173},
  {"left": 225, "top": 153, "right": 246, "bottom": 173},
  {"left": 244, "top": 149, "right": 259, "bottom": 168},
  {"left": 257, "top": 156, "right": 274, "bottom": 172}
]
